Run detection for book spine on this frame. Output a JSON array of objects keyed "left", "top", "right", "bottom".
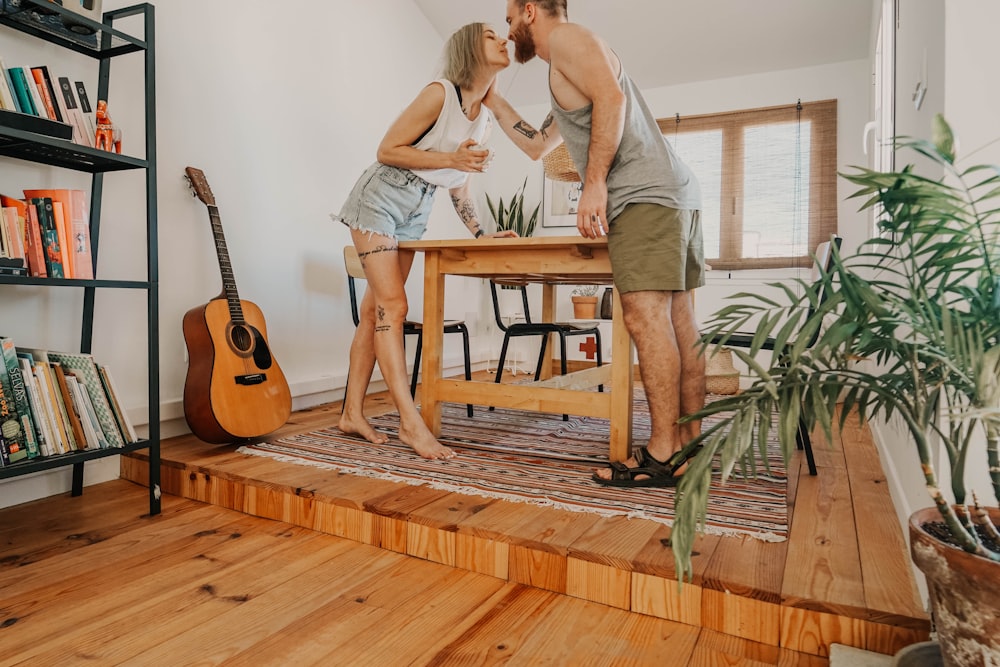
[
  {"left": 0, "top": 338, "right": 40, "bottom": 458},
  {"left": 2, "top": 206, "right": 25, "bottom": 260},
  {"left": 19, "top": 357, "right": 53, "bottom": 457},
  {"left": 24, "top": 202, "right": 48, "bottom": 278},
  {"left": 29, "top": 67, "right": 60, "bottom": 122},
  {"left": 0, "top": 347, "right": 29, "bottom": 463},
  {"left": 7, "top": 67, "right": 37, "bottom": 115},
  {"left": 74, "top": 80, "right": 96, "bottom": 140},
  {"left": 0, "top": 56, "right": 19, "bottom": 112},
  {"left": 50, "top": 201, "right": 74, "bottom": 279},
  {"left": 20, "top": 67, "right": 48, "bottom": 119},
  {"left": 31, "top": 197, "right": 64, "bottom": 278},
  {"left": 48, "top": 363, "right": 80, "bottom": 451},
  {"left": 56, "top": 76, "right": 89, "bottom": 146},
  {"left": 70, "top": 190, "right": 93, "bottom": 279}
]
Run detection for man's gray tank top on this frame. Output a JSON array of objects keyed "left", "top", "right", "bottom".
[{"left": 549, "top": 64, "right": 701, "bottom": 222}]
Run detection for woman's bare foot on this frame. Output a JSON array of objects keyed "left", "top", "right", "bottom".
[
  {"left": 338, "top": 413, "right": 389, "bottom": 445},
  {"left": 398, "top": 421, "right": 455, "bottom": 460}
]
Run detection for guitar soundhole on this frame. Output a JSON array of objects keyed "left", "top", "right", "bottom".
[{"left": 230, "top": 325, "right": 253, "bottom": 353}]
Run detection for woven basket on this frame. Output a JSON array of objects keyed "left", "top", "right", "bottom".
[
  {"left": 542, "top": 143, "right": 579, "bottom": 182},
  {"left": 705, "top": 346, "right": 740, "bottom": 395}
]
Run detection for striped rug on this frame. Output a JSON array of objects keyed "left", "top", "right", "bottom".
[{"left": 238, "top": 393, "right": 788, "bottom": 541}]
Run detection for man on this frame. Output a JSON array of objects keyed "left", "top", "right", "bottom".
[{"left": 485, "top": 0, "right": 706, "bottom": 486}]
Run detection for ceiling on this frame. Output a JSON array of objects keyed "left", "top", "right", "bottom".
[{"left": 412, "top": 0, "right": 875, "bottom": 106}]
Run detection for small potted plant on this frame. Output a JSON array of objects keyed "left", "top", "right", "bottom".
[
  {"left": 571, "top": 285, "right": 599, "bottom": 319},
  {"left": 486, "top": 177, "right": 539, "bottom": 238},
  {"left": 672, "top": 116, "right": 999, "bottom": 666}
]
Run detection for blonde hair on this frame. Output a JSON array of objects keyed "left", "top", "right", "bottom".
[{"left": 441, "top": 22, "right": 487, "bottom": 89}]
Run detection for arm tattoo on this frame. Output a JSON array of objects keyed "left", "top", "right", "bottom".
[
  {"left": 357, "top": 244, "right": 397, "bottom": 268},
  {"left": 450, "top": 193, "right": 480, "bottom": 234},
  {"left": 539, "top": 114, "right": 554, "bottom": 139},
  {"left": 513, "top": 120, "right": 538, "bottom": 139}
]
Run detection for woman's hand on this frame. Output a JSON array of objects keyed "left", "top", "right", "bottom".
[
  {"left": 485, "top": 230, "right": 519, "bottom": 238},
  {"left": 454, "top": 139, "right": 492, "bottom": 173}
]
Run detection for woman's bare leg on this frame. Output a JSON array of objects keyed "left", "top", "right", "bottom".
[
  {"left": 339, "top": 286, "right": 389, "bottom": 444},
  {"left": 345, "top": 231, "right": 454, "bottom": 459}
]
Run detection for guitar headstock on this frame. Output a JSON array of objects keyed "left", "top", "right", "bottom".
[{"left": 184, "top": 166, "right": 216, "bottom": 206}]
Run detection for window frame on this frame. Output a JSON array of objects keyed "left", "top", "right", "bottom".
[{"left": 658, "top": 99, "right": 838, "bottom": 270}]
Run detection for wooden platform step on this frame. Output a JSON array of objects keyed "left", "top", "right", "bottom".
[{"left": 120, "top": 405, "right": 929, "bottom": 660}]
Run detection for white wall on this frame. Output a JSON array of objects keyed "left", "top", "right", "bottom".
[
  {"left": 0, "top": 2, "right": 872, "bottom": 508},
  {"left": 0, "top": 0, "right": 452, "bottom": 507}
]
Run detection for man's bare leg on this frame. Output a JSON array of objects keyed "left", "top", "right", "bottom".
[
  {"left": 341, "top": 232, "right": 454, "bottom": 460},
  {"left": 595, "top": 290, "right": 685, "bottom": 481},
  {"left": 672, "top": 290, "right": 705, "bottom": 443}
]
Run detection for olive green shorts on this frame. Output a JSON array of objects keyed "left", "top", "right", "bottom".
[{"left": 606, "top": 203, "right": 705, "bottom": 293}]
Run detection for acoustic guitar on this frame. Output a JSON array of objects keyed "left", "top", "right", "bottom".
[{"left": 182, "top": 167, "right": 292, "bottom": 443}]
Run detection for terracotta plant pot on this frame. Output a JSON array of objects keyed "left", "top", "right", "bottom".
[
  {"left": 908, "top": 506, "right": 1000, "bottom": 667},
  {"left": 571, "top": 295, "right": 598, "bottom": 319}
]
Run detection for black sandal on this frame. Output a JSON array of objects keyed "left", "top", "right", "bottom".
[{"left": 592, "top": 445, "right": 697, "bottom": 488}]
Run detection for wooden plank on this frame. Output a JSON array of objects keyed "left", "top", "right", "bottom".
[
  {"left": 840, "top": 415, "right": 929, "bottom": 626},
  {"left": 780, "top": 447, "right": 867, "bottom": 617},
  {"left": 565, "top": 515, "right": 662, "bottom": 609},
  {"left": 532, "top": 363, "right": 611, "bottom": 389}
]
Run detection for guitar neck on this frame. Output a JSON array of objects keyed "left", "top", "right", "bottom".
[{"left": 207, "top": 204, "right": 245, "bottom": 322}]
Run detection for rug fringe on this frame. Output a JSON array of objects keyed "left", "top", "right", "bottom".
[{"left": 236, "top": 445, "right": 785, "bottom": 541}]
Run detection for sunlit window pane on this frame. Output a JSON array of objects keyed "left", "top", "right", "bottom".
[
  {"left": 743, "top": 121, "right": 811, "bottom": 258},
  {"left": 668, "top": 130, "right": 722, "bottom": 258}
]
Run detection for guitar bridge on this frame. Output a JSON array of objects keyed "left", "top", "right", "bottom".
[{"left": 235, "top": 373, "right": 266, "bottom": 386}]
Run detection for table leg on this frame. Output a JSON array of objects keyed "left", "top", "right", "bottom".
[
  {"left": 608, "top": 286, "right": 633, "bottom": 462},
  {"left": 420, "top": 250, "right": 444, "bottom": 436}
]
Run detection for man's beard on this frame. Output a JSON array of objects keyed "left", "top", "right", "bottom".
[{"left": 511, "top": 24, "right": 536, "bottom": 63}]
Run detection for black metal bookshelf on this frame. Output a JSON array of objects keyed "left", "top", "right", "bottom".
[{"left": 0, "top": 1, "right": 159, "bottom": 516}]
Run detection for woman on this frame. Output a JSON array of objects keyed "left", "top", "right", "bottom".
[{"left": 334, "top": 23, "right": 515, "bottom": 460}]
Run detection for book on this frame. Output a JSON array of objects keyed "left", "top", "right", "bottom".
[
  {"left": 70, "top": 190, "right": 93, "bottom": 278},
  {"left": 99, "top": 364, "right": 137, "bottom": 443},
  {"left": 0, "top": 266, "right": 27, "bottom": 276},
  {"left": 29, "top": 197, "right": 64, "bottom": 278},
  {"left": 22, "top": 349, "right": 69, "bottom": 454},
  {"left": 0, "top": 206, "right": 11, "bottom": 257},
  {"left": 0, "top": 340, "right": 31, "bottom": 463},
  {"left": 50, "top": 201, "right": 73, "bottom": 278},
  {"left": 50, "top": 362, "right": 84, "bottom": 451},
  {"left": 0, "top": 338, "right": 40, "bottom": 459},
  {"left": 18, "top": 355, "right": 54, "bottom": 456},
  {"left": 0, "top": 56, "right": 19, "bottom": 113},
  {"left": 74, "top": 80, "right": 96, "bottom": 140},
  {"left": 47, "top": 351, "right": 124, "bottom": 448},
  {"left": 23, "top": 189, "right": 88, "bottom": 278},
  {"left": 19, "top": 67, "right": 48, "bottom": 120},
  {"left": 23, "top": 201, "right": 48, "bottom": 277},
  {"left": 55, "top": 76, "right": 90, "bottom": 146},
  {"left": 30, "top": 67, "right": 61, "bottom": 122},
  {"left": 65, "top": 373, "right": 105, "bottom": 449},
  {"left": 6, "top": 67, "right": 37, "bottom": 116},
  {"left": 2, "top": 206, "right": 25, "bottom": 261}
]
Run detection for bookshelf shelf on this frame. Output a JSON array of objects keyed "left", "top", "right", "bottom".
[{"left": 0, "top": 3, "right": 159, "bottom": 515}]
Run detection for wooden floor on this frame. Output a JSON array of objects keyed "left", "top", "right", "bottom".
[{"left": 1, "top": 374, "right": 930, "bottom": 664}]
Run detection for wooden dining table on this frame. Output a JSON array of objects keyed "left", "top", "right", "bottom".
[{"left": 400, "top": 236, "right": 635, "bottom": 462}]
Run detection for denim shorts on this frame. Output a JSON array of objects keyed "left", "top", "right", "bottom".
[{"left": 332, "top": 163, "right": 437, "bottom": 241}]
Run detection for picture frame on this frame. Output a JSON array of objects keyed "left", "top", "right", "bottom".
[{"left": 542, "top": 176, "right": 583, "bottom": 228}]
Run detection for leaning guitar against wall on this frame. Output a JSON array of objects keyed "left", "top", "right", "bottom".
[{"left": 181, "top": 167, "right": 292, "bottom": 443}]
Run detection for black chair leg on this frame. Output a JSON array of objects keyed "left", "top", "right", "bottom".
[
  {"left": 796, "top": 415, "right": 818, "bottom": 476},
  {"left": 559, "top": 334, "right": 569, "bottom": 421},
  {"left": 595, "top": 332, "right": 604, "bottom": 393},
  {"left": 460, "top": 325, "right": 473, "bottom": 417},
  {"left": 533, "top": 335, "right": 549, "bottom": 381},
  {"left": 491, "top": 334, "right": 514, "bottom": 412},
  {"left": 410, "top": 333, "right": 423, "bottom": 398}
]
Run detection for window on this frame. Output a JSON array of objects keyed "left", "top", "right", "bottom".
[{"left": 660, "top": 100, "right": 838, "bottom": 270}]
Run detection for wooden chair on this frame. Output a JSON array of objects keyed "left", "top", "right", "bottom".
[
  {"left": 489, "top": 280, "right": 603, "bottom": 420},
  {"left": 343, "top": 246, "right": 473, "bottom": 417},
  {"left": 705, "top": 235, "right": 842, "bottom": 475}
]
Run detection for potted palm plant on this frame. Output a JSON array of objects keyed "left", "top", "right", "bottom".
[{"left": 671, "top": 116, "right": 999, "bottom": 667}]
